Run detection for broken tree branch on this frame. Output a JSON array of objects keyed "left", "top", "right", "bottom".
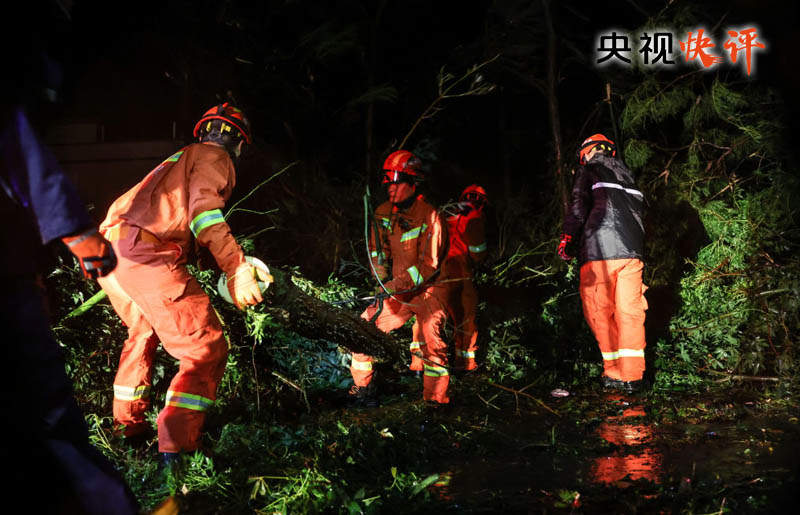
[
  {"left": 707, "top": 370, "right": 780, "bottom": 383},
  {"left": 486, "top": 380, "right": 560, "bottom": 416},
  {"left": 398, "top": 54, "right": 499, "bottom": 149}
]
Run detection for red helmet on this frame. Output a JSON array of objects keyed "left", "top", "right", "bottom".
[
  {"left": 578, "top": 133, "right": 615, "bottom": 165},
  {"left": 460, "top": 184, "right": 488, "bottom": 210},
  {"left": 382, "top": 150, "right": 423, "bottom": 184},
  {"left": 193, "top": 102, "right": 252, "bottom": 144}
]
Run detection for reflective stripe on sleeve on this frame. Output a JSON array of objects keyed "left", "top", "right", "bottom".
[
  {"left": 601, "top": 348, "right": 645, "bottom": 361},
  {"left": 400, "top": 224, "right": 428, "bottom": 242},
  {"left": 468, "top": 242, "right": 487, "bottom": 253},
  {"left": 592, "top": 182, "right": 643, "bottom": 197},
  {"left": 164, "top": 150, "right": 184, "bottom": 163},
  {"left": 113, "top": 384, "right": 151, "bottom": 402},
  {"left": 424, "top": 363, "right": 449, "bottom": 377},
  {"left": 189, "top": 209, "right": 225, "bottom": 237},
  {"left": 409, "top": 341, "right": 425, "bottom": 351},
  {"left": 165, "top": 390, "right": 214, "bottom": 411},
  {"left": 64, "top": 228, "right": 98, "bottom": 248},
  {"left": 351, "top": 358, "right": 373, "bottom": 371},
  {"left": 370, "top": 250, "right": 379, "bottom": 258},
  {"left": 459, "top": 350, "right": 476, "bottom": 359},
  {"left": 407, "top": 265, "right": 423, "bottom": 286}
]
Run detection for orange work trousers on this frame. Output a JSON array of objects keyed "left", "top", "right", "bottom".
[
  {"left": 97, "top": 225, "right": 228, "bottom": 453},
  {"left": 579, "top": 258, "right": 648, "bottom": 382},
  {"left": 352, "top": 288, "right": 450, "bottom": 403},
  {"left": 446, "top": 276, "right": 479, "bottom": 371}
]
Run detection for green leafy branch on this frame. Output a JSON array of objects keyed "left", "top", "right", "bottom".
[
  {"left": 225, "top": 161, "right": 298, "bottom": 220},
  {"left": 398, "top": 54, "right": 499, "bottom": 148}
]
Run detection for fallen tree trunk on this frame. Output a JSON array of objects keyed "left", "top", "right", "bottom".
[
  {"left": 62, "top": 265, "right": 407, "bottom": 364},
  {"left": 257, "top": 268, "right": 406, "bottom": 364}
]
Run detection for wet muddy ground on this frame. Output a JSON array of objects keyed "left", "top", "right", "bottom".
[{"left": 330, "top": 374, "right": 800, "bottom": 514}]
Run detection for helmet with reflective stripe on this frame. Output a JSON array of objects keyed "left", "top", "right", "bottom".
[
  {"left": 193, "top": 102, "right": 252, "bottom": 145},
  {"left": 460, "top": 184, "right": 488, "bottom": 210},
  {"left": 578, "top": 133, "right": 615, "bottom": 165},
  {"left": 382, "top": 150, "right": 423, "bottom": 184}
]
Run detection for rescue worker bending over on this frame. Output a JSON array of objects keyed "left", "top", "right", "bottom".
[
  {"left": 350, "top": 150, "right": 450, "bottom": 406},
  {"left": 97, "top": 103, "right": 265, "bottom": 462},
  {"left": 443, "top": 184, "right": 488, "bottom": 371},
  {"left": 558, "top": 134, "right": 648, "bottom": 393}
]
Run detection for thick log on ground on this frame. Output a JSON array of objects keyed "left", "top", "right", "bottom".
[{"left": 259, "top": 268, "right": 406, "bottom": 364}]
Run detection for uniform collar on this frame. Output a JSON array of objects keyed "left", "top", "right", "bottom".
[{"left": 392, "top": 193, "right": 422, "bottom": 213}]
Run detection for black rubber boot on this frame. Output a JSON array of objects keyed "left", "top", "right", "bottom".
[
  {"left": 347, "top": 383, "right": 379, "bottom": 408},
  {"left": 621, "top": 379, "right": 647, "bottom": 394},
  {"left": 162, "top": 452, "right": 179, "bottom": 464},
  {"left": 601, "top": 375, "right": 625, "bottom": 390}
]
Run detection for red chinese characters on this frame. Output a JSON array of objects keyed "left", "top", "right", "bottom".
[
  {"left": 724, "top": 28, "right": 766, "bottom": 75},
  {"left": 679, "top": 29, "right": 724, "bottom": 68}
]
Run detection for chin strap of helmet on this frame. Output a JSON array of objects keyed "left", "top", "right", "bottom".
[{"left": 200, "top": 126, "right": 241, "bottom": 159}]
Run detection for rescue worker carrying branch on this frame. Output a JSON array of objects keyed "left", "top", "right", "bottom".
[
  {"left": 97, "top": 103, "right": 266, "bottom": 461},
  {"left": 350, "top": 150, "right": 451, "bottom": 407},
  {"left": 559, "top": 134, "right": 648, "bottom": 393}
]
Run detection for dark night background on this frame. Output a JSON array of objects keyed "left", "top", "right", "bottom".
[
  {"left": 12, "top": 0, "right": 789, "bottom": 282},
  {"left": 22, "top": 0, "right": 799, "bottom": 216},
  {"left": 5, "top": 2, "right": 800, "bottom": 512}
]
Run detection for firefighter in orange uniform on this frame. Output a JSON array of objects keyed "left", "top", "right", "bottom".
[
  {"left": 350, "top": 150, "right": 450, "bottom": 406},
  {"left": 558, "top": 134, "right": 648, "bottom": 392},
  {"left": 444, "top": 184, "right": 488, "bottom": 371},
  {"left": 97, "top": 103, "right": 265, "bottom": 461}
]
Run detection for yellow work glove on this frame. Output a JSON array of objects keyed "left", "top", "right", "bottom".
[{"left": 227, "top": 262, "right": 263, "bottom": 309}]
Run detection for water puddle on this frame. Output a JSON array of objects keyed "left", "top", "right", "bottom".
[
  {"left": 590, "top": 393, "right": 663, "bottom": 487},
  {"left": 422, "top": 388, "right": 800, "bottom": 512}
]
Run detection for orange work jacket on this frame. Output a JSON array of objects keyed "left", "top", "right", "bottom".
[
  {"left": 369, "top": 194, "right": 446, "bottom": 294},
  {"left": 445, "top": 206, "right": 487, "bottom": 277},
  {"left": 100, "top": 143, "right": 245, "bottom": 276}
]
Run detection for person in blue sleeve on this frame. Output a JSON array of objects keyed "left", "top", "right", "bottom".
[{"left": 1, "top": 104, "right": 139, "bottom": 514}]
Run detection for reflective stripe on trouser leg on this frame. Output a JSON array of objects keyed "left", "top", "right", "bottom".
[
  {"left": 165, "top": 390, "right": 214, "bottom": 410},
  {"left": 419, "top": 291, "right": 450, "bottom": 403},
  {"left": 409, "top": 318, "right": 425, "bottom": 371},
  {"left": 580, "top": 260, "right": 621, "bottom": 381},
  {"left": 458, "top": 350, "right": 476, "bottom": 370},
  {"left": 160, "top": 390, "right": 215, "bottom": 451},
  {"left": 350, "top": 353, "right": 374, "bottom": 387},
  {"left": 98, "top": 268, "right": 160, "bottom": 434},
  {"left": 113, "top": 384, "right": 151, "bottom": 402}
]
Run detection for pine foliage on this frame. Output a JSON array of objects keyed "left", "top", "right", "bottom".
[{"left": 620, "top": 71, "right": 799, "bottom": 387}]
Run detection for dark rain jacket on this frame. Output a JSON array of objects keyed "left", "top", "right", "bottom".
[
  {"left": 1, "top": 106, "right": 92, "bottom": 277},
  {"left": 563, "top": 154, "right": 644, "bottom": 264}
]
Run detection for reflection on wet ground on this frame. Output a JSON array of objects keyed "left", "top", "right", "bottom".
[
  {"left": 590, "top": 393, "right": 663, "bottom": 487},
  {"left": 415, "top": 385, "right": 800, "bottom": 512}
]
